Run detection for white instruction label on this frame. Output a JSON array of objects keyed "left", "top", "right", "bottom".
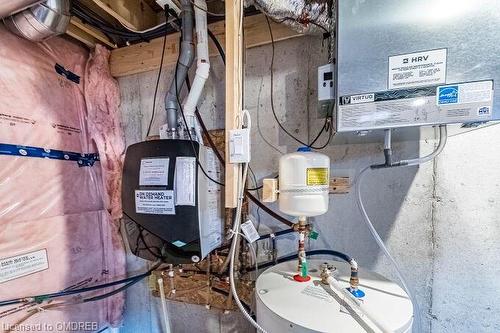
[
  {"left": 389, "top": 48, "right": 447, "bottom": 89},
  {"left": 174, "top": 157, "right": 196, "bottom": 206},
  {"left": 135, "top": 190, "right": 175, "bottom": 215},
  {"left": 0, "top": 249, "right": 49, "bottom": 283},
  {"left": 301, "top": 285, "right": 334, "bottom": 303},
  {"left": 139, "top": 158, "right": 169, "bottom": 186},
  {"left": 240, "top": 220, "right": 260, "bottom": 243}
]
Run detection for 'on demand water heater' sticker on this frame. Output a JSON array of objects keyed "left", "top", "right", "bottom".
[
  {"left": 135, "top": 190, "right": 175, "bottom": 215},
  {"left": 0, "top": 249, "right": 49, "bottom": 284},
  {"left": 139, "top": 158, "right": 169, "bottom": 186},
  {"left": 388, "top": 48, "right": 447, "bottom": 89},
  {"left": 306, "top": 168, "right": 329, "bottom": 186}
]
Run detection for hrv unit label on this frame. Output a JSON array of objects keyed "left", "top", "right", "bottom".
[
  {"left": 135, "top": 190, "right": 175, "bottom": 215},
  {"left": 338, "top": 80, "right": 493, "bottom": 131},
  {"left": 0, "top": 249, "right": 49, "bottom": 283},
  {"left": 388, "top": 48, "right": 447, "bottom": 89}
]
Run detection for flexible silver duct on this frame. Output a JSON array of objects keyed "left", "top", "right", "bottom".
[
  {"left": 249, "top": 0, "right": 334, "bottom": 34},
  {"left": 0, "top": 0, "right": 44, "bottom": 19},
  {"left": 3, "top": 0, "right": 70, "bottom": 42}
]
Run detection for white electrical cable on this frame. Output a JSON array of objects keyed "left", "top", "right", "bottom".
[
  {"left": 228, "top": 110, "right": 269, "bottom": 333},
  {"left": 354, "top": 125, "right": 448, "bottom": 333}
]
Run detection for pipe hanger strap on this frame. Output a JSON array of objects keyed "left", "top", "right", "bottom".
[{"left": 0, "top": 143, "right": 99, "bottom": 167}]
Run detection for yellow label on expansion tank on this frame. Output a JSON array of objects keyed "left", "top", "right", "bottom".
[{"left": 306, "top": 168, "right": 329, "bottom": 186}]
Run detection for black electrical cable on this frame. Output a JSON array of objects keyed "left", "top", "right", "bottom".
[
  {"left": 146, "top": 6, "right": 170, "bottom": 138},
  {"left": 72, "top": 1, "right": 177, "bottom": 45},
  {"left": 0, "top": 263, "right": 161, "bottom": 308},
  {"left": 265, "top": 16, "right": 333, "bottom": 150},
  {"left": 207, "top": 29, "right": 225, "bottom": 64},
  {"left": 184, "top": 16, "right": 294, "bottom": 229}
]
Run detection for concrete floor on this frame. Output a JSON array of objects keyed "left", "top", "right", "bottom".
[{"left": 117, "top": 35, "right": 500, "bottom": 333}]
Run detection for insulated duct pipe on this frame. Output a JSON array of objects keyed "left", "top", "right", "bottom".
[
  {"left": 3, "top": 0, "right": 70, "bottom": 42},
  {"left": 164, "top": 0, "right": 194, "bottom": 138},
  {"left": 182, "top": 0, "right": 209, "bottom": 142},
  {"left": 0, "top": 0, "right": 43, "bottom": 19},
  {"left": 249, "top": 0, "right": 334, "bottom": 34}
]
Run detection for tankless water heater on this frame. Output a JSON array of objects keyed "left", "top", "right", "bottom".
[{"left": 335, "top": 0, "right": 500, "bottom": 132}]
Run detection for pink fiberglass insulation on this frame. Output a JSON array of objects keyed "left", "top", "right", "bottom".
[
  {"left": 84, "top": 45, "right": 126, "bottom": 223},
  {"left": 0, "top": 25, "right": 126, "bottom": 331}
]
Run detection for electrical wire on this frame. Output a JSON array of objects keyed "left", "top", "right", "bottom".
[
  {"left": 174, "top": 35, "right": 225, "bottom": 187},
  {"left": 72, "top": 1, "right": 177, "bottom": 45},
  {"left": 146, "top": 6, "right": 169, "bottom": 138},
  {"left": 265, "top": 16, "right": 333, "bottom": 150},
  {"left": 190, "top": 0, "right": 225, "bottom": 17},
  {"left": 0, "top": 262, "right": 161, "bottom": 308},
  {"left": 207, "top": 29, "right": 225, "bottom": 64},
  {"left": 187, "top": 22, "right": 295, "bottom": 229}
]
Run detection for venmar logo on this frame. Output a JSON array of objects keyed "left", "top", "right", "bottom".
[{"left": 438, "top": 86, "right": 459, "bottom": 105}]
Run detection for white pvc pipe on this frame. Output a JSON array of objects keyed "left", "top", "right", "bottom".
[
  {"left": 326, "top": 276, "right": 389, "bottom": 333},
  {"left": 158, "top": 278, "right": 172, "bottom": 333},
  {"left": 183, "top": 0, "right": 210, "bottom": 134}
]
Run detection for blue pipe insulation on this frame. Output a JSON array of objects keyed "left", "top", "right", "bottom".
[{"left": 259, "top": 249, "right": 353, "bottom": 270}]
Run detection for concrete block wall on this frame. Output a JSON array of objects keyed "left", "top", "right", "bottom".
[{"left": 117, "top": 35, "right": 500, "bottom": 333}]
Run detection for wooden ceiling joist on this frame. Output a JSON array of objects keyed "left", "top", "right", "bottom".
[
  {"left": 70, "top": 17, "right": 117, "bottom": 49},
  {"left": 109, "top": 14, "right": 302, "bottom": 77},
  {"left": 89, "top": 0, "right": 158, "bottom": 31}
]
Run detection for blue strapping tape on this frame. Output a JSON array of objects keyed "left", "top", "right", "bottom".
[{"left": 0, "top": 143, "right": 99, "bottom": 167}]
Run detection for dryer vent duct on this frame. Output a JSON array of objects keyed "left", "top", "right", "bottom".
[
  {"left": 3, "top": 0, "right": 70, "bottom": 42},
  {"left": 248, "top": 0, "right": 334, "bottom": 34}
]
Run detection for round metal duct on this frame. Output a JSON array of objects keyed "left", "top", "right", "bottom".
[{"left": 3, "top": 0, "right": 70, "bottom": 42}]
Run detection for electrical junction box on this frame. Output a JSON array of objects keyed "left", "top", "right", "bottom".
[
  {"left": 318, "top": 63, "right": 335, "bottom": 118},
  {"left": 121, "top": 139, "right": 223, "bottom": 264},
  {"left": 335, "top": 0, "right": 499, "bottom": 133}
]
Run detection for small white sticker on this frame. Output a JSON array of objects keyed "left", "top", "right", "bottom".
[
  {"left": 389, "top": 48, "right": 447, "bottom": 89},
  {"left": 240, "top": 220, "right": 260, "bottom": 243},
  {"left": 139, "top": 158, "right": 169, "bottom": 186},
  {"left": 0, "top": 249, "right": 49, "bottom": 284},
  {"left": 174, "top": 157, "right": 196, "bottom": 206},
  {"left": 135, "top": 190, "right": 175, "bottom": 215},
  {"left": 349, "top": 93, "right": 375, "bottom": 104}
]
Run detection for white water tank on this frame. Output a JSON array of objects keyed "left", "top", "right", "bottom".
[
  {"left": 279, "top": 147, "right": 330, "bottom": 217},
  {"left": 256, "top": 259, "right": 413, "bottom": 333}
]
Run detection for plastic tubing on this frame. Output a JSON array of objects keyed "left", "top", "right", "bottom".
[
  {"left": 355, "top": 124, "right": 448, "bottom": 333},
  {"left": 401, "top": 125, "right": 447, "bottom": 166},
  {"left": 356, "top": 167, "right": 420, "bottom": 332}
]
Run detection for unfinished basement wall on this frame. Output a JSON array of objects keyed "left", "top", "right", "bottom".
[{"left": 117, "top": 35, "right": 500, "bottom": 333}]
